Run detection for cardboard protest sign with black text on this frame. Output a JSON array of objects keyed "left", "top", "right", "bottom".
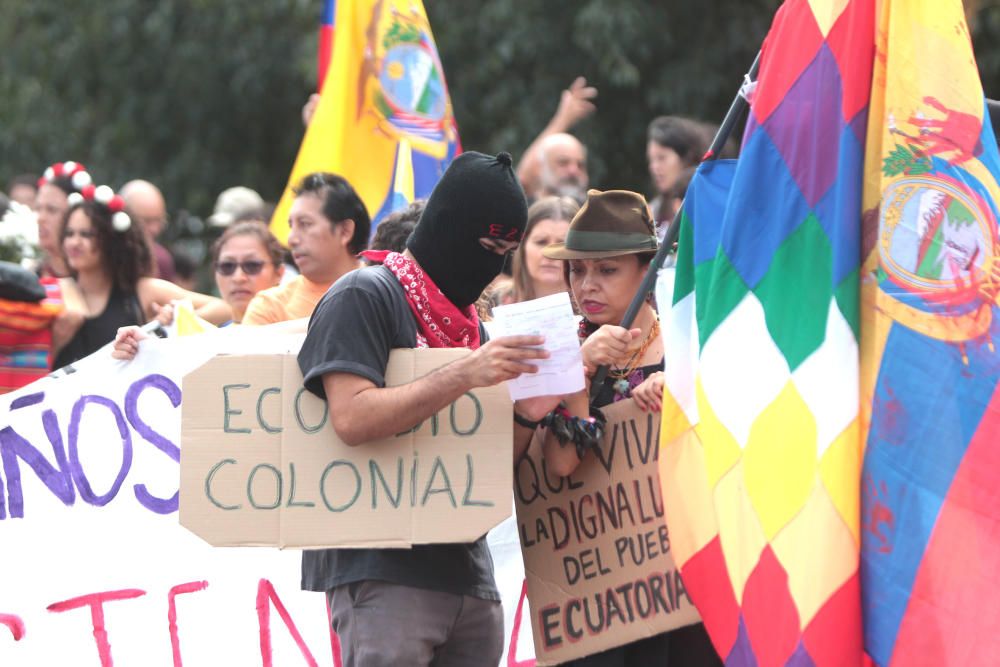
[{"left": 515, "top": 398, "right": 700, "bottom": 665}]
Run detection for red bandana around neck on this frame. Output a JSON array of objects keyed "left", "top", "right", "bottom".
[{"left": 370, "top": 251, "right": 482, "bottom": 350}]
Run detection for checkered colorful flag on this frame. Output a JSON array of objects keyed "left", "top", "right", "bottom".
[{"left": 658, "top": 0, "right": 874, "bottom": 663}]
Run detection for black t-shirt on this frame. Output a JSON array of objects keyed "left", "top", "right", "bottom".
[
  {"left": 54, "top": 285, "right": 144, "bottom": 370},
  {"left": 297, "top": 265, "right": 499, "bottom": 601}
]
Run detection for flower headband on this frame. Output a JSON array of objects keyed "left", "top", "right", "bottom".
[
  {"left": 67, "top": 185, "right": 132, "bottom": 232},
  {"left": 38, "top": 161, "right": 93, "bottom": 192}
]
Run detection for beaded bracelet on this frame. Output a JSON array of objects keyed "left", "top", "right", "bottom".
[
  {"left": 513, "top": 411, "right": 541, "bottom": 430},
  {"left": 541, "top": 404, "right": 607, "bottom": 460}
]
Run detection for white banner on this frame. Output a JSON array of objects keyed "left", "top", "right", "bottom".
[{"left": 0, "top": 325, "right": 535, "bottom": 666}]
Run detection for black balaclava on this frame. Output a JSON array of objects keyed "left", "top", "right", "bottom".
[{"left": 407, "top": 151, "right": 528, "bottom": 307}]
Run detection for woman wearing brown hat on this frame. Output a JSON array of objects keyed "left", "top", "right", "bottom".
[
  {"left": 541, "top": 188, "right": 667, "bottom": 470},
  {"left": 532, "top": 188, "right": 720, "bottom": 666}
]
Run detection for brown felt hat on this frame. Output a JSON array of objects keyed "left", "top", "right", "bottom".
[{"left": 542, "top": 189, "right": 658, "bottom": 260}]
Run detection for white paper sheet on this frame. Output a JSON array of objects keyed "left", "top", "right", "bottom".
[{"left": 488, "top": 291, "right": 585, "bottom": 400}]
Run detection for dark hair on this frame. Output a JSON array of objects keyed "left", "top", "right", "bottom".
[
  {"left": 0, "top": 193, "right": 10, "bottom": 220},
  {"left": 989, "top": 99, "right": 1000, "bottom": 143},
  {"left": 7, "top": 174, "right": 38, "bottom": 194},
  {"left": 172, "top": 250, "right": 197, "bottom": 281},
  {"left": 292, "top": 172, "right": 370, "bottom": 254},
  {"left": 647, "top": 116, "right": 708, "bottom": 168},
  {"left": 512, "top": 196, "right": 579, "bottom": 302},
  {"left": 370, "top": 200, "right": 425, "bottom": 253},
  {"left": 211, "top": 220, "right": 284, "bottom": 266},
  {"left": 41, "top": 175, "right": 76, "bottom": 197},
  {"left": 62, "top": 201, "right": 154, "bottom": 291}
]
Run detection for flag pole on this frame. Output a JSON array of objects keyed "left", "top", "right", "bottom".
[{"left": 589, "top": 51, "right": 762, "bottom": 401}]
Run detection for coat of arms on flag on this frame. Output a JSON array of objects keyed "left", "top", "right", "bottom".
[
  {"left": 658, "top": 1, "right": 1000, "bottom": 665},
  {"left": 271, "top": 0, "right": 459, "bottom": 244}
]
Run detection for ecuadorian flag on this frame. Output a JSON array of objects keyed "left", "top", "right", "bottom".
[
  {"left": 270, "top": 0, "right": 460, "bottom": 245},
  {"left": 860, "top": 1, "right": 1000, "bottom": 664}
]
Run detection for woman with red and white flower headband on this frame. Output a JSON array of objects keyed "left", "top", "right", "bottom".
[
  {"left": 34, "top": 161, "right": 91, "bottom": 278},
  {"left": 52, "top": 183, "right": 232, "bottom": 369}
]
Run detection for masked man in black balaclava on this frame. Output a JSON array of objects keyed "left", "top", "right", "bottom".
[{"left": 298, "top": 151, "right": 559, "bottom": 667}]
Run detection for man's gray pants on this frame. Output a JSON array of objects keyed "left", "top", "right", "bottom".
[{"left": 328, "top": 580, "right": 504, "bottom": 667}]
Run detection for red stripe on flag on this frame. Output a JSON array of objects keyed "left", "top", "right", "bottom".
[
  {"left": 802, "top": 571, "right": 862, "bottom": 666},
  {"left": 741, "top": 546, "right": 800, "bottom": 667},
  {"left": 680, "top": 536, "right": 741, "bottom": 659},
  {"left": 888, "top": 383, "right": 1000, "bottom": 666},
  {"left": 318, "top": 25, "right": 334, "bottom": 93},
  {"left": 752, "top": 1, "right": 825, "bottom": 125},
  {"left": 825, "top": 0, "right": 876, "bottom": 122}
]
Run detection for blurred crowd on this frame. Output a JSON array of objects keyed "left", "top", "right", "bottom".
[
  {"left": 0, "top": 76, "right": 731, "bottom": 394},
  {"left": 0, "top": 76, "right": 743, "bottom": 667}
]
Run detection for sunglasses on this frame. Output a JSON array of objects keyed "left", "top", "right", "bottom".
[{"left": 215, "top": 260, "right": 268, "bottom": 276}]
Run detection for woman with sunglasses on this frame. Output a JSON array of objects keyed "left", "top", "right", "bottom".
[
  {"left": 211, "top": 221, "right": 285, "bottom": 324},
  {"left": 53, "top": 186, "right": 232, "bottom": 369},
  {"left": 111, "top": 220, "right": 284, "bottom": 360}
]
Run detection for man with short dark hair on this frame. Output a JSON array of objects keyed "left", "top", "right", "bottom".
[
  {"left": 367, "top": 200, "right": 424, "bottom": 256},
  {"left": 298, "top": 151, "right": 554, "bottom": 666},
  {"left": 242, "top": 172, "right": 368, "bottom": 325}
]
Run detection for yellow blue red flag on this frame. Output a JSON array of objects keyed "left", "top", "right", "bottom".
[
  {"left": 317, "top": 0, "right": 336, "bottom": 91},
  {"left": 270, "top": 0, "right": 459, "bottom": 245},
  {"left": 860, "top": 1, "right": 1000, "bottom": 664}
]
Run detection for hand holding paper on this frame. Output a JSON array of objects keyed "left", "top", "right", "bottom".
[{"left": 487, "top": 292, "right": 585, "bottom": 400}]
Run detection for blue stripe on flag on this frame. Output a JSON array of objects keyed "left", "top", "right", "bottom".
[
  {"left": 862, "top": 315, "right": 1000, "bottom": 663},
  {"left": 321, "top": 0, "right": 335, "bottom": 26},
  {"left": 720, "top": 127, "right": 812, "bottom": 289},
  {"left": 688, "top": 160, "right": 738, "bottom": 266}
]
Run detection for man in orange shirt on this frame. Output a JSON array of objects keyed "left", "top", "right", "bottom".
[{"left": 242, "top": 173, "right": 369, "bottom": 325}]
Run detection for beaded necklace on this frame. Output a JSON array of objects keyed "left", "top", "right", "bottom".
[{"left": 609, "top": 319, "right": 660, "bottom": 397}]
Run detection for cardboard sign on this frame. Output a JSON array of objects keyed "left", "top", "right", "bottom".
[
  {"left": 515, "top": 398, "right": 700, "bottom": 665},
  {"left": 180, "top": 348, "right": 512, "bottom": 548}
]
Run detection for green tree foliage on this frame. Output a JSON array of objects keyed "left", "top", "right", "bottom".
[
  {"left": 0, "top": 0, "right": 316, "bottom": 219},
  {"left": 428, "top": 0, "right": 777, "bottom": 192},
  {"left": 2, "top": 0, "right": 1000, "bottom": 229}
]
